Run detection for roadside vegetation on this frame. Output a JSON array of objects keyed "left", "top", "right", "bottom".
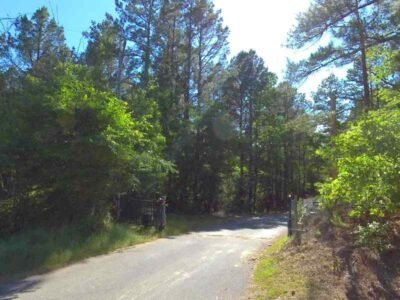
[
  {"left": 1, "top": 0, "right": 400, "bottom": 294},
  {"left": 253, "top": 212, "right": 400, "bottom": 299},
  {"left": 287, "top": 0, "right": 400, "bottom": 252},
  {"left": 1, "top": 1, "right": 320, "bottom": 279},
  {"left": 253, "top": 236, "right": 300, "bottom": 299},
  {"left": 0, "top": 1, "right": 320, "bottom": 241},
  {"left": 253, "top": 2, "right": 400, "bottom": 295},
  {"left": 0, "top": 214, "right": 227, "bottom": 281},
  {"left": 253, "top": 222, "right": 342, "bottom": 300}
]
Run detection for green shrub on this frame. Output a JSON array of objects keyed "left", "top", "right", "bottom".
[
  {"left": 354, "top": 221, "right": 391, "bottom": 252},
  {"left": 318, "top": 91, "right": 400, "bottom": 248},
  {"left": 0, "top": 64, "right": 170, "bottom": 234}
]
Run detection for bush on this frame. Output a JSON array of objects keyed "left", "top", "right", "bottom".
[
  {"left": 318, "top": 92, "right": 400, "bottom": 248},
  {"left": 0, "top": 64, "right": 169, "bottom": 234},
  {"left": 354, "top": 221, "right": 391, "bottom": 252}
]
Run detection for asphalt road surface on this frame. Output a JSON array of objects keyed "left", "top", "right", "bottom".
[{"left": 0, "top": 215, "right": 287, "bottom": 300}]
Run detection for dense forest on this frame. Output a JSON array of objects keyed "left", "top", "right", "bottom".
[{"left": 0, "top": 0, "right": 399, "bottom": 250}]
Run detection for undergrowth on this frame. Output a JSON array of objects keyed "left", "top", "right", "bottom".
[
  {"left": 0, "top": 214, "right": 225, "bottom": 281},
  {"left": 253, "top": 235, "right": 307, "bottom": 299}
]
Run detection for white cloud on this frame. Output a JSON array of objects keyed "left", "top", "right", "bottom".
[
  {"left": 214, "top": 0, "right": 311, "bottom": 75},
  {"left": 213, "top": 0, "right": 347, "bottom": 97}
]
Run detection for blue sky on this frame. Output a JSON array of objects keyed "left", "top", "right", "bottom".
[
  {"left": 1, "top": 0, "right": 115, "bottom": 52},
  {"left": 1, "top": 0, "right": 342, "bottom": 96}
]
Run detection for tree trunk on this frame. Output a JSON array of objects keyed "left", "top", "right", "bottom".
[
  {"left": 355, "top": 0, "right": 371, "bottom": 110},
  {"left": 239, "top": 89, "right": 245, "bottom": 208},
  {"left": 116, "top": 38, "right": 127, "bottom": 98},
  {"left": 184, "top": 4, "right": 193, "bottom": 121},
  {"left": 248, "top": 94, "right": 254, "bottom": 212},
  {"left": 142, "top": 0, "right": 154, "bottom": 87}
]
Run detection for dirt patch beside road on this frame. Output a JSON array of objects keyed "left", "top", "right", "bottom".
[{"left": 251, "top": 213, "right": 400, "bottom": 299}]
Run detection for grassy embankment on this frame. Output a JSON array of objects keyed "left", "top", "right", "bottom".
[
  {"left": 253, "top": 235, "right": 302, "bottom": 299},
  {"left": 252, "top": 215, "right": 400, "bottom": 300},
  {"left": 0, "top": 214, "right": 226, "bottom": 282},
  {"left": 253, "top": 231, "right": 344, "bottom": 299}
]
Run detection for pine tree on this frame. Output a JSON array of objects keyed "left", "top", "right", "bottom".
[
  {"left": 288, "top": 0, "right": 400, "bottom": 110},
  {"left": 2, "top": 7, "right": 70, "bottom": 77}
]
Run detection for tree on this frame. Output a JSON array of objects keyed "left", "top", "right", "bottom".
[
  {"left": 1, "top": 7, "right": 70, "bottom": 77},
  {"left": 318, "top": 89, "right": 400, "bottom": 250},
  {"left": 223, "top": 50, "right": 274, "bottom": 211},
  {"left": 312, "top": 74, "right": 349, "bottom": 136},
  {"left": 192, "top": 0, "right": 229, "bottom": 111},
  {"left": 115, "top": 0, "right": 162, "bottom": 87},
  {"left": 195, "top": 104, "right": 236, "bottom": 212},
  {"left": 84, "top": 15, "right": 131, "bottom": 97},
  {"left": 0, "top": 63, "right": 169, "bottom": 234},
  {"left": 288, "top": 0, "right": 400, "bottom": 110},
  {"left": 149, "top": 0, "right": 229, "bottom": 211},
  {"left": 0, "top": 1, "right": 328, "bottom": 233},
  {"left": 189, "top": 0, "right": 229, "bottom": 205}
]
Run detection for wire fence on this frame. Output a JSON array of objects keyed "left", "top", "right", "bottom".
[{"left": 289, "top": 196, "right": 318, "bottom": 237}]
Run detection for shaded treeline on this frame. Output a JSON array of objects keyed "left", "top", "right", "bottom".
[
  {"left": 287, "top": 0, "right": 400, "bottom": 249},
  {"left": 1, "top": 0, "right": 362, "bottom": 236}
]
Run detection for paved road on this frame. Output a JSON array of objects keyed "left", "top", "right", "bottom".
[{"left": 0, "top": 215, "right": 287, "bottom": 300}]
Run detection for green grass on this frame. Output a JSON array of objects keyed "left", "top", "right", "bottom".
[
  {"left": 0, "top": 214, "right": 226, "bottom": 282},
  {"left": 254, "top": 236, "right": 287, "bottom": 280},
  {"left": 253, "top": 235, "right": 307, "bottom": 299}
]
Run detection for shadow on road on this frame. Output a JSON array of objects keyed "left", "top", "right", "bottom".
[
  {"left": 0, "top": 214, "right": 287, "bottom": 299},
  {"left": 190, "top": 214, "right": 287, "bottom": 233},
  {"left": 0, "top": 278, "right": 42, "bottom": 300}
]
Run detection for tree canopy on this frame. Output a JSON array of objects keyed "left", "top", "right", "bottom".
[{"left": 1, "top": 1, "right": 399, "bottom": 247}]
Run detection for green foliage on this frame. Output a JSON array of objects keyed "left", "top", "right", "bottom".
[
  {"left": 0, "top": 214, "right": 227, "bottom": 280},
  {"left": 127, "top": 86, "right": 175, "bottom": 196},
  {"left": 1, "top": 7, "right": 70, "bottom": 77},
  {"left": 0, "top": 2, "right": 323, "bottom": 240},
  {"left": 354, "top": 221, "right": 391, "bottom": 252},
  {"left": 218, "top": 51, "right": 319, "bottom": 212},
  {"left": 0, "top": 63, "right": 169, "bottom": 234},
  {"left": 318, "top": 90, "right": 400, "bottom": 248},
  {"left": 0, "top": 223, "right": 153, "bottom": 280}
]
